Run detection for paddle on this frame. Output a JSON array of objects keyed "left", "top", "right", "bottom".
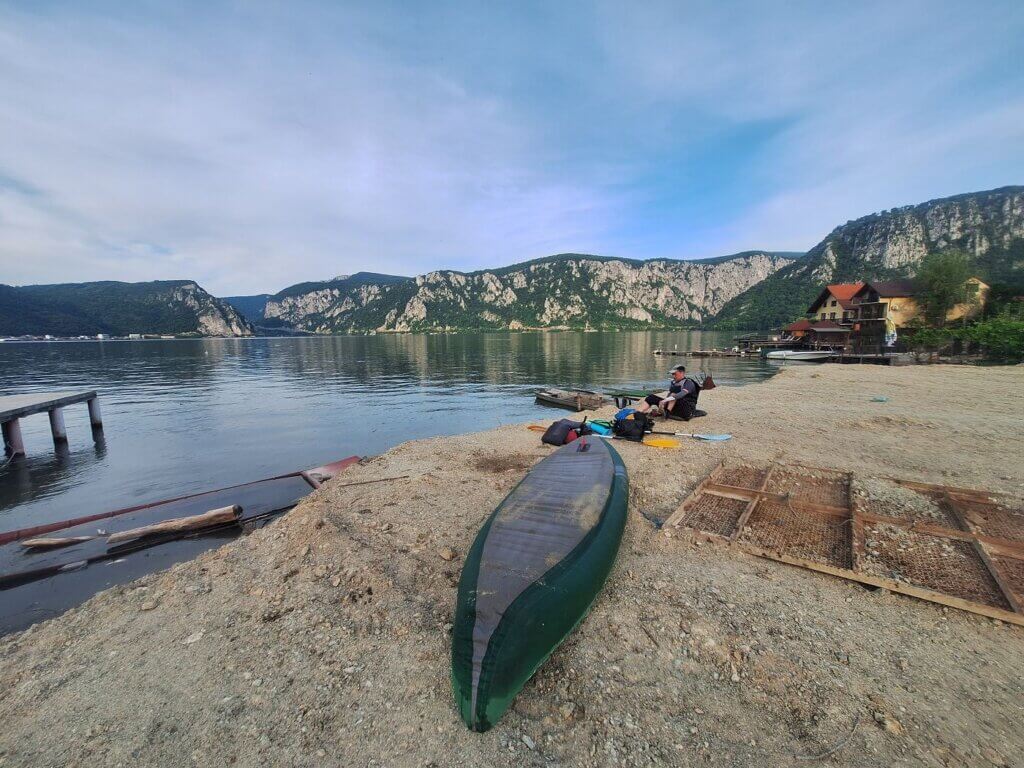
[
  {"left": 652, "top": 431, "right": 732, "bottom": 442},
  {"left": 525, "top": 425, "right": 679, "bottom": 449}
]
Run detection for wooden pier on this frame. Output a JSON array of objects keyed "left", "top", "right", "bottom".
[{"left": 0, "top": 391, "right": 103, "bottom": 456}]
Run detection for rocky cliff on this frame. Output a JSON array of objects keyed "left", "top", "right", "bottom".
[
  {"left": 710, "top": 186, "right": 1024, "bottom": 329},
  {"left": 0, "top": 280, "right": 253, "bottom": 337},
  {"left": 258, "top": 253, "right": 797, "bottom": 333}
]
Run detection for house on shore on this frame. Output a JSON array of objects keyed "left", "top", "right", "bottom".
[
  {"left": 850, "top": 277, "right": 988, "bottom": 350},
  {"left": 806, "top": 283, "right": 864, "bottom": 325}
]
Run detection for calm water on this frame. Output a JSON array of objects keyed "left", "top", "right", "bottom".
[{"left": 0, "top": 331, "right": 775, "bottom": 529}]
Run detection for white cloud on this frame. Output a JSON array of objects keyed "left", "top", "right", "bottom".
[{"left": 0, "top": 2, "right": 1021, "bottom": 293}]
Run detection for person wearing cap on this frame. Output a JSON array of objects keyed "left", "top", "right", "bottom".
[{"left": 636, "top": 364, "right": 701, "bottom": 420}]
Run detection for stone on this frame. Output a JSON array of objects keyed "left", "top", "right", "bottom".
[
  {"left": 439, "top": 548, "right": 457, "bottom": 562},
  {"left": 183, "top": 631, "right": 204, "bottom": 645},
  {"left": 521, "top": 734, "right": 536, "bottom": 750}
]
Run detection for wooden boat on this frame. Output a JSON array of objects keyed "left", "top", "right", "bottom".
[
  {"left": 451, "top": 437, "right": 628, "bottom": 731},
  {"left": 0, "top": 457, "right": 358, "bottom": 635},
  {"left": 534, "top": 388, "right": 608, "bottom": 411},
  {"left": 764, "top": 349, "right": 833, "bottom": 362}
]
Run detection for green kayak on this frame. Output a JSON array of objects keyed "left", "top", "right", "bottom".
[{"left": 451, "top": 436, "right": 629, "bottom": 731}]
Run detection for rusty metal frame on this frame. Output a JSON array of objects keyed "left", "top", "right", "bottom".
[{"left": 664, "top": 460, "right": 1024, "bottom": 627}]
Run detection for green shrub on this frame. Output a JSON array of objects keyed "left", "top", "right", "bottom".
[{"left": 960, "top": 315, "right": 1024, "bottom": 362}]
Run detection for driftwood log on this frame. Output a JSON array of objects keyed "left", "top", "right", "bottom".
[
  {"left": 20, "top": 535, "right": 94, "bottom": 550},
  {"left": 106, "top": 505, "right": 242, "bottom": 544}
]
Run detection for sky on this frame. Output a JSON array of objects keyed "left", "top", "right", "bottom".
[{"left": 1, "top": 1, "right": 1023, "bottom": 295}]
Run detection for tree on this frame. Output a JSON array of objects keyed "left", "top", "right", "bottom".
[
  {"left": 960, "top": 314, "right": 1024, "bottom": 362},
  {"left": 915, "top": 250, "right": 975, "bottom": 326}
]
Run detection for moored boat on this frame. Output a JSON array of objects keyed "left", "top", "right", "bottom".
[
  {"left": 534, "top": 388, "right": 608, "bottom": 411},
  {"left": 451, "top": 436, "right": 628, "bottom": 731},
  {"left": 764, "top": 349, "right": 834, "bottom": 362},
  {"left": 0, "top": 457, "right": 358, "bottom": 635}
]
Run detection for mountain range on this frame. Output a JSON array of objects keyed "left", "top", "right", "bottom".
[{"left": 3, "top": 186, "right": 1021, "bottom": 337}]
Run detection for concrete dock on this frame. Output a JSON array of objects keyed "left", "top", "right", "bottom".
[{"left": 0, "top": 391, "right": 102, "bottom": 456}]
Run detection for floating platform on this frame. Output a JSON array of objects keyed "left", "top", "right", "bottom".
[
  {"left": 690, "top": 349, "right": 751, "bottom": 357},
  {"left": 0, "top": 457, "right": 359, "bottom": 635},
  {"left": 0, "top": 390, "right": 103, "bottom": 456}
]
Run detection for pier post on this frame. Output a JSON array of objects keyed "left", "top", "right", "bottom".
[
  {"left": 49, "top": 407, "right": 68, "bottom": 446},
  {"left": 87, "top": 397, "right": 103, "bottom": 429},
  {"left": 2, "top": 418, "right": 25, "bottom": 457}
]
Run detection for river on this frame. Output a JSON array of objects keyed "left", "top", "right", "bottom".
[{"left": 0, "top": 331, "right": 776, "bottom": 529}]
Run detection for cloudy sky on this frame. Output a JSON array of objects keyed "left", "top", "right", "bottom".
[{"left": 1, "top": 1, "right": 1022, "bottom": 295}]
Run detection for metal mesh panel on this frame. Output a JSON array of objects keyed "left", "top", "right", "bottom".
[
  {"left": 861, "top": 523, "right": 1011, "bottom": 610},
  {"left": 739, "top": 500, "right": 852, "bottom": 569},
  {"left": 765, "top": 468, "right": 850, "bottom": 509},
  {"left": 962, "top": 501, "right": 1024, "bottom": 544},
  {"left": 683, "top": 494, "right": 747, "bottom": 538},
  {"left": 993, "top": 556, "right": 1024, "bottom": 601},
  {"left": 714, "top": 465, "right": 767, "bottom": 489},
  {"left": 854, "top": 479, "right": 962, "bottom": 527}
]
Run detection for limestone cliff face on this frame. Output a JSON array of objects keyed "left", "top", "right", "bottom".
[
  {"left": 262, "top": 253, "right": 797, "bottom": 333},
  {"left": 712, "top": 186, "right": 1024, "bottom": 329},
  {"left": 171, "top": 283, "right": 253, "bottom": 336}
]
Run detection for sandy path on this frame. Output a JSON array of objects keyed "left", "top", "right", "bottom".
[{"left": 1, "top": 364, "right": 1022, "bottom": 767}]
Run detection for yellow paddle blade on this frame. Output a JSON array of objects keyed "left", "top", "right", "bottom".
[
  {"left": 527, "top": 425, "right": 546, "bottom": 432},
  {"left": 642, "top": 437, "right": 680, "bottom": 449}
]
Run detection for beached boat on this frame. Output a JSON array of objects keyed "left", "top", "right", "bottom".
[
  {"left": 764, "top": 349, "right": 833, "bottom": 362},
  {"left": 451, "top": 436, "right": 628, "bottom": 731},
  {"left": 0, "top": 457, "right": 358, "bottom": 635},
  {"left": 534, "top": 388, "right": 608, "bottom": 411}
]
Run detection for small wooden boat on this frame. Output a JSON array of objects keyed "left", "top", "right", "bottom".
[
  {"left": 452, "top": 437, "right": 628, "bottom": 731},
  {"left": 0, "top": 457, "right": 358, "bottom": 635},
  {"left": 534, "top": 388, "right": 608, "bottom": 411}
]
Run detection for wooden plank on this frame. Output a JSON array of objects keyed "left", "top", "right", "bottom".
[
  {"left": 894, "top": 478, "right": 1022, "bottom": 505},
  {"left": 943, "top": 494, "right": 1023, "bottom": 614},
  {"left": 107, "top": 505, "right": 241, "bottom": 544},
  {"left": 700, "top": 487, "right": 851, "bottom": 518},
  {"left": 733, "top": 541, "right": 1024, "bottom": 628},
  {"left": 730, "top": 465, "right": 776, "bottom": 542},
  {"left": 20, "top": 536, "right": 94, "bottom": 550},
  {"left": 0, "top": 391, "right": 97, "bottom": 421}
]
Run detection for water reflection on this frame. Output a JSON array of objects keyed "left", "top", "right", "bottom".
[{"left": 1, "top": 331, "right": 773, "bottom": 528}]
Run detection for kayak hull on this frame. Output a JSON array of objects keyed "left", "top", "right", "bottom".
[{"left": 451, "top": 437, "right": 628, "bottom": 731}]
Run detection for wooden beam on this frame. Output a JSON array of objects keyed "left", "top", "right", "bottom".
[
  {"left": 730, "top": 464, "right": 776, "bottom": 542},
  {"left": 733, "top": 541, "right": 1024, "bottom": 628},
  {"left": 943, "top": 493, "right": 1023, "bottom": 614},
  {"left": 107, "top": 505, "right": 241, "bottom": 544}
]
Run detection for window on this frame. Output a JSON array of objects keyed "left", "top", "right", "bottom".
[
  {"left": 830, "top": 312, "right": 836, "bottom": 319},
  {"left": 831, "top": 300, "right": 837, "bottom": 307}
]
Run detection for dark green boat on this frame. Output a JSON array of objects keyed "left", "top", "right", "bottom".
[{"left": 451, "top": 436, "right": 629, "bottom": 732}]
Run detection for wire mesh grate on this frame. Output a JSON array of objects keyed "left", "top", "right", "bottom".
[
  {"left": 682, "top": 493, "right": 747, "bottom": 538},
  {"left": 861, "top": 523, "right": 1011, "bottom": 610},
  {"left": 961, "top": 501, "right": 1024, "bottom": 544},
  {"left": 764, "top": 468, "right": 850, "bottom": 509},
  {"left": 739, "top": 499, "right": 853, "bottom": 569},
  {"left": 713, "top": 465, "right": 767, "bottom": 490}
]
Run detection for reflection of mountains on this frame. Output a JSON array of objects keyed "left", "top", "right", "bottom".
[
  {"left": 0, "top": 339, "right": 227, "bottom": 393},
  {"left": 266, "top": 331, "right": 738, "bottom": 390}
]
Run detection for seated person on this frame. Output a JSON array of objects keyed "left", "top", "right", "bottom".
[{"left": 636, "top": 364, "right": 704, "bottom": 420}]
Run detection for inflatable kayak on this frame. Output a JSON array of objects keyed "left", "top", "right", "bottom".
[{"left": 451, "top": 436, "right": 628, "bottom": 731}]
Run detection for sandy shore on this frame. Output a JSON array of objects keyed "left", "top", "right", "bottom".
[{"left": 1, "top": 364, "right": 1022, "bottom": 767}]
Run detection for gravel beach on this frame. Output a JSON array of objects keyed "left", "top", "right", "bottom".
[{"left": 1, "top": 363, "right": 1022, "bottom": 768}]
